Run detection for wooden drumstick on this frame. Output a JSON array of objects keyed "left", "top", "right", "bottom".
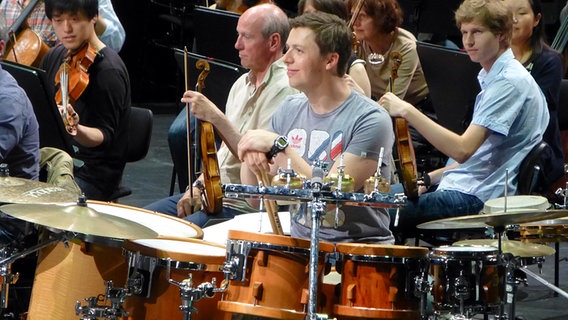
[{"left": 257, "top": 171, "right": 284, "bottom": 235}]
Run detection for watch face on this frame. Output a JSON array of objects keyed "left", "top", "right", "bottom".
[{"left": 275, "top": 136, "right": 288, "bottom": 148}]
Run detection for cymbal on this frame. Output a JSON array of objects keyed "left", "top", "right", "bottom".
[
  {"left": 454, "top": 239, "right": 556, "bottom": 258},
  {"left": 416, "top": 210, "right": 568, "bottom": 230},
  {"left": 0, "top": 203, "right": 158, "bottom": 239},
  {"left": 0, "top": 177, "right": 78, "bottom": 204}
]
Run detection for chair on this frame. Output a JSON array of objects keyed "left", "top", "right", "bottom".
[
  {"left": 108, "top": 107, "right": 154, "bottom": 201},
  {"left": 557, "top": 79, "right": 568, "bottom": 131},
  {"left": 517, "top": 141, "right": 556, "bottom": 195}
]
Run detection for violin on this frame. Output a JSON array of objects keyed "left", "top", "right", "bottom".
[
  {"left": 348, "top": 0, "right": 365, "bottom": 55},
  {"left": 192, "top": 59, "right": 223, "bottom": 214},
  {"left": 4, "top": 0, "right": 50, "bottom": 67},
  {"left": 390, "top": 51, "right": 418, "bottom": 201},
  {"left": 54, "top": 43, "right": 98, "bottom": 135}
]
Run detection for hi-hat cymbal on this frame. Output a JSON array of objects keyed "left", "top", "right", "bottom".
[
  {"left": 0, "top": 177, "right": 79, "bottom": 204},
  {"left": 0, "top": 203, "right": 158, "bottom": 239},
  {"left": 454, "top": 239, "right": 556, "bottom": 257},
  {"left": 417, "top": 210, "right": 568, "bottom": 230}
]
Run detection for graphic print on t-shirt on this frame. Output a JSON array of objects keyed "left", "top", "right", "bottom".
[{"left": 287, "top": 128, "right": 343, "bottom": 163}]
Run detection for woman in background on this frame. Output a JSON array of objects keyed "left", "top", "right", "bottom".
[{"left": 504, "top": 0, "right": 565, "bottom": 186}]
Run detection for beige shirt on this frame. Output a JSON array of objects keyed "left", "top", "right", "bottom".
[
  {"left": 216, "top": 59, "right": 298, "bottom": 210},
  {"left": 361, "top": 28, "right": 429, "bottom": 106}
]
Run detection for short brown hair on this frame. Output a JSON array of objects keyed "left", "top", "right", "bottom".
[
  {"left": 346, "top": 0, "right": 403, "bottom": 34},
  {"left": 289, "top": 12, "right": 352, "bottom": 77}
]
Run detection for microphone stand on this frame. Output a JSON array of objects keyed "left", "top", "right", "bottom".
[{"left": 306, "top": 166, "right": 329, "bottom": 320}]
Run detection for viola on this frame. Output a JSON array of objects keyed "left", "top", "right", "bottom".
[
  {"left": 4, "top": 0, "right": 50, "bottom": 67},
  {"left": 390, "top": 51, "right": 418, "bottom": 201},
  {"left": 54, "top": 43, "right": 98, "bottom": 135},
  {"left": 190, "top": 59, "right": 223, "bottom": 214}
]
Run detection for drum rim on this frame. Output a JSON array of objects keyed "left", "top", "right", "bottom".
[
  {"left": 123, "top": 237, "right": 226, "bottom": 265},
  {"left": 335, "top": 243, "right": 429, "bottom": 258},
  {"left": 227, "top": 230, "right": 335, "bottom": 252}
]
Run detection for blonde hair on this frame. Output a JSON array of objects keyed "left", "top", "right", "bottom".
[{"left": 455, "top": 0, "right": 512, "bottom": 45}]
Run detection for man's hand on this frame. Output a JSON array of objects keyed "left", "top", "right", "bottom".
[
  {"left": 378, "top": 92, "right": 413, "bottom": 118},
  {"left": 238, "top": 130, "right": 279, "bottom": 176},
  {"left": 176, "top": 186, "right": 202, "bottom": 218},
  {"left": 58, "top": 103, "right": 79, "bottom": 136},
  {"left": 181, "top": 90, "right": 221, "bottom": 124}
]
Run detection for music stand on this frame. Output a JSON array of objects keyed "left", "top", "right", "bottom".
[
  {"left": 191, "top": 6, "right": 240, "bottom": 65},
  {"left": 417, "top": 41, "right": 481, "bottom": 135},
  {"left": 173, "top": 49, "right": 247, "bottom": 113},
  {"left": 1, "top": 61, "right": 74, "bottom": 156}
]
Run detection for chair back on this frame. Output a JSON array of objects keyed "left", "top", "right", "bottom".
[
  {"left": 127, "top": 107, "right": 153, "bottom": 163},
  {"left": 558, "top": 79, "right": 568, "bottom": 131},
  {"left": 517, "top": 141, "right": 556, "bottom": 195}
]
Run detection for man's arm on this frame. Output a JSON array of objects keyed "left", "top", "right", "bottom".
[{"left": 380, "top": 92, "right": 491, "bottom": 163}]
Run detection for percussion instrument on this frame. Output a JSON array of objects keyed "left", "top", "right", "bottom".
[
  {"left": 334, "top": 243, "right": 429, "bottom": 319},
  {"left": 202, "top": 211, "right": 292, "bottom": 245},
  {"left": 0, "top": 202, "right": 158, "bottom": 240},
  {"left": 223, "top": 184, "right": 313, "bottom": 202},
  {"left": 218, "top": 230, "right": 335, "bottom": 319},
  {"left": 453, "top": 239, "right": 555, "bottom": 258},
  {"left": 223, "top": 184, "right": 405, "bottom": 209},
  {"left": 518, "top": 219, "right": 568, "bottom": 243},
  {"left": 25, "top": 202, "right": 202, "bottom": 320},
  {"left": 483, "top": 195, "right": 550, "bottom": 214},
  {"left": 430, "top": 245, "right": 504, "bottom": 315},
  {"left": 122, "top": 238, "right": 227, "bottom": 319},
  {"left": 417, "top": 209, "right": 568, "bottom": 230},
  {"left": 0, "top": 176, "right": 78, "bottom": 204}
]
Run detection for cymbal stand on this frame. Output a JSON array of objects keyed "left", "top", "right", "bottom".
[
  {"left": 168, "top": 261, "right": 229, "bottom": 320},
  {"left": 75, "top": 281, "right": 130, "bottom": 320},
  {"left": 0, "top": 230, "right": 70, "bottom": 310},
  {"left": 414, "top": 258, "right": 430, "bottom": 320}
]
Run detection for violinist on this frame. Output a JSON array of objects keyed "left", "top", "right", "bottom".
[
  {"left": 145, "top": 4, "right": 297, "bottom": 227},
  {"left": 378, "top": 0, "right": 549, "bottom": 236},
  {"left": 1, "top": 0, "right": 125, "bottom": 51},
  {"left": 40, "top": 0, "right": 131, "bottom": 201},
  {"left": 238, "top": 12, "right": 395, "bottom": 244}
]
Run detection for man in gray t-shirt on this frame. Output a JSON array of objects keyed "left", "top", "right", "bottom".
[{"left": 238, "top": 13, "right": 395, "bottom": 244}]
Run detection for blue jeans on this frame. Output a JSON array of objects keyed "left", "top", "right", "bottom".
[
  {"left": 390, "top": 189, "right": 484, "bottom": 233},
  {"left": 144, "top": 193, "right": 246, "bottom": 228},
  {"left": 168, "top": 107, "right": 222, "bottom": 193},
  {"left": 168, "top": 107, "right": 195, "bottom": 193},
  {"left": 75, "top": 175, "right": 110, "bottom": 201}
]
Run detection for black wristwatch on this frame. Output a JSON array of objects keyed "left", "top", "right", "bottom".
[{"left": 266, "top": 135, "right": 289, "bottom": 159}]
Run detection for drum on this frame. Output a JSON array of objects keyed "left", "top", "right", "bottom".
[
  {"left": 217, "top": 230, "right": 335, "bottom": 319},
  {"left": 334, "top": 243, "right": 429, "bottom": 319},
  {"left": 518, "top": 220, "right": 568, "bottom": 243},
  {"left": 26, "top": 201, "right": 202, "bottom": 320},
  {"left": 430, "top": 245, "right": 504, "bottom": 315},
  {"left": 483, "top": 195, "right": 549, "bottom": 213},
  {"left": 122, "top": 238, "right": 228, "bottom": 320}
]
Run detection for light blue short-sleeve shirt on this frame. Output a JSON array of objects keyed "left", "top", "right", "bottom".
[{"left": 438, "top": 49, "right": 549, "bottom": 202}]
